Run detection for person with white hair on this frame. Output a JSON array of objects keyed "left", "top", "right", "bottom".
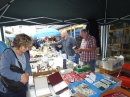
[{"left": 49, "top": 30, "right": 79, "bottom": 63}]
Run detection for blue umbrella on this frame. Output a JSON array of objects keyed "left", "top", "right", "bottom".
[
  {"left": 0, "top": 41, "right": 7, "bottom": 53},
  {"left": 33, "top": 28, "right": 61, "bottom": 39}
]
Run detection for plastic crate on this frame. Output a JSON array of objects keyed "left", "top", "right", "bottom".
[
  {"left": 100, "top": 56, "right": 124, "bottom": 71},
  {"left": 68, "top": 80, "right": 101, "bottom": 97},
  {"left": 102, "top": 74, "right": 122, "bottom": 87},
  {"left": 84, "top": 73, "right": 122, "bottom": 95},
  {"left": 68, "top": 73, "right": 121, "bottom": 97}
]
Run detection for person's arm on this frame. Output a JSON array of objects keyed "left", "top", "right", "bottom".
[
  {"left": 0, "top": 49, "right": 22, "bottom": 81},
  {"left": 78, "top": 46, "right": 96, "bottom": 52},
  {"left": 77, "top": 37, "right": 96, "bottom": 52},
  {"left": 24, "top": 52, "right": 32, "bottom": 75},
  {"left": 50, "top": 40, "right": 62, "bottom": 46},
  {"left": 20, "top": 52, "right": 31, "bottom": 84}
]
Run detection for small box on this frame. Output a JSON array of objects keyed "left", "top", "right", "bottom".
[
  {"left": 74, "top": 65, "right": 90, "bottom": 73},
  {"left": 102, "top": 56, "right": 124, "bottom": 71}
]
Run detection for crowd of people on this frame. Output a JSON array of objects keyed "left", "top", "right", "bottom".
[{"left": 0, "top": 29, "right": 97, "bottom": 97}]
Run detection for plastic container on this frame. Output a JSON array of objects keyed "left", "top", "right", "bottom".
[
  {"left": 102, "top": 74, "right": 122, "bottom": 88},
  {"left": 68, "top": 80, "right": 100, "bottom": 97},
  {"left": 118, "top": 76, "right": 130, "bottom": 88},
  {"left": 74, "top": 66, "right": 90, "bottom": 73},
  {"left": 84, "top": 73, "right": 122, "bottom": 95},
  {"left": 102, "top": 56, "right": 124, "bottom": 71}
]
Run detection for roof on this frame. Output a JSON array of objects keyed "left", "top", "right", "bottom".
[{"left": 0, "top": 0, "right": 130, "bottom": 26}]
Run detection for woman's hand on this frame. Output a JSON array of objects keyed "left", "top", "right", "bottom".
[{"left": 20, "top": 73, "right": 29, "bottom": 84}]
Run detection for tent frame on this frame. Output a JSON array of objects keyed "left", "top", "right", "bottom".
[
  {"left": 0, "top": 0, "right": 130, "bottom": 25},
  {"left": 1, "top": 0, "right": 130, "bottom": 59},
  {"left": 1, "top": 0, "right": 130, "bottom": 25}
]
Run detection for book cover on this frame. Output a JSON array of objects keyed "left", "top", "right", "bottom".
[
  {"left": 48, "top": 72, "right": 63, "bottom": 86},
  {"left": 34, "top": 76, "right": 52, "bottom": 97},
  {"left": 61, "top": 72, "right": 82, "bottom": 84},
  {"left": 77, "top": 72, "right": 87, "bottom": 79},
  {"left": 48, "top": 72, "right": 68, "bottom": 94}
]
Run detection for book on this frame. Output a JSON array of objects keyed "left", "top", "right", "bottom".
[
  {"left": 53, "top": 81, "right": 68, "bottom": 93},
  {"left": 93, "top": 78, "right": 114, "bottom": 91},
  {"left": 34, "top": 76, "right": 52, "bottom": 97},
  {"left": 48, "top": 72, "right": 68, "bottom": 94},
  {"left": 61, "top": 72, "right": 82, "bottom": 84},
  {"left": 72, "top": 46, "right": 79, "bottom": 50},
  {"left": 77, "top": 72, "right": 87, "bottom": 79},
  {"left": 59, "top": 89, "right": 72, "bottom": 97}
]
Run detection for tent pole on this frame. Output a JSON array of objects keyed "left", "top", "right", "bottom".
[
  {"left": 23, "top": 20, "right": 44, "bottom": 25},
  {"left": 0, "top": 16, "right": 20, "bottom": 25},
  {"left": 0, "top": 26, "right": 5, "bottom": 41},
  {"left": 102, "top": 14, "right": 130, "bottom": 24},
  {"left": 23, "top": 16, "right": 62, "bottom": 25},
  {"left": 101, "top": 0, "right": 108, "bottom": 60},
  {"left": 107, "top": 19, "right": 119, "bottom": 24},
  {"left": 0, "top": 20, "right": 21, "bottom": 24},
  {"left": 0, "top": 0, "right": 15, "bottom": 19},
  {"left": 120, "top": 15, "right": 130, "bottom": 19},
  {"left": 65, "top": 18, "right": 87, "bottom": 22},
  {"left": 0, "top": 4, "right": 8, "bottom": 11},
  {"left": 47, "top": 21, "right": 62, "bottom": 25},
  {"left": 74, "top": 26, "right": 75, "bottom": 38},
  {"left": 24, "top": 16, "right": 61, "bottom": 22},
  {"left": 104, "top": 0, "right": 107, "bottom": 24},
  {"left": 2, "top": 16, "right": 19, "bottom": 20},
  {"left": 65, "top": 21, "right": 77, "bottom": 25},
  {"left": 0, "top": 5, "right": 10, "bottom": 19},
  {"left": 65, "top": 18, "right": 87, "bottom": 25}
]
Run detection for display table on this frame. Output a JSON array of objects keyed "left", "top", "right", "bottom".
[
  {"left": 100, "top": 87, "right": 130, "bottom": 97},
  {"left": 28, "top": 50, "right": 130, "bottom": 97}
]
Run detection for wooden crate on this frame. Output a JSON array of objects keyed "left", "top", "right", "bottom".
[
  {"left": 99, "top": 66, "right": 120, "bottom": 76},
  {"left": 33, "top": 69, "right": 57, "bottom": 77}
]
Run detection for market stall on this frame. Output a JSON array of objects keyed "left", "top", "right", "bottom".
[{"left": 26, "top": 47, "right": 129, "bottom": 97}]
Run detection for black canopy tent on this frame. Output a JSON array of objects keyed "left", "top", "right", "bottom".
[
  {"left": 1, "top": 0, "right": 130, "bottom": 26},
  {"left": 1, "top": 0, "right": 130, "bottom": 59}
]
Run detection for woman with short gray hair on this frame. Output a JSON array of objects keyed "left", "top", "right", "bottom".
[{"left": 0, "top": 33, "right": 33, "bottom": 97}]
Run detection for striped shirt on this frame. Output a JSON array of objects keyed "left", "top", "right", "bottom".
[{"left": 80, "top": 35, "right": 97, "bottom": 62}]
